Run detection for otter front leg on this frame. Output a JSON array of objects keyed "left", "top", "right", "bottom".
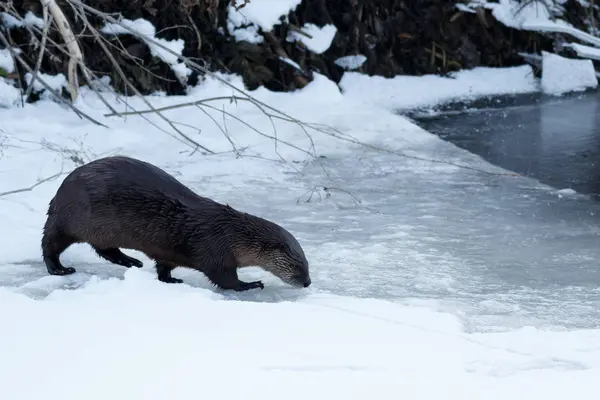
[
  {"left": 155, "top": 261, "right": 183, "bottom": 284},
  {"left": 205, "top": 268, "right": 264, "bottom": 292}
]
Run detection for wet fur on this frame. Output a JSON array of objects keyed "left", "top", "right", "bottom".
[{"left": 41, "top": 156, "right": 311, "bottom": 291}]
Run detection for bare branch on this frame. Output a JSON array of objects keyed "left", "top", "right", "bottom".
[
  {"left": 0, "top": 29, "right": 107, "bottom": 127},
  {"left": 70, "top": 4, "right": 214, "bottom": 154}
]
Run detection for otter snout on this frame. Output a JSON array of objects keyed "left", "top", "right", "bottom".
[{"left": 291, "top": 271, "right": 311, "bottom": 288}]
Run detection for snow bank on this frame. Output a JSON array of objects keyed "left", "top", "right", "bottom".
[
  {"left": 541, "top": 51, "right": 598, "bottom": 95},
  {"left": 339, "top": 65, "right": 539, "bottom": 111},
  {"left": 1, "top": 269, "right": 599, "bottom": 400}
]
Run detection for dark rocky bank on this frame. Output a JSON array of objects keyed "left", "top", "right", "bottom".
[{"left": 1, "top": 0, "right": 598, "bottom": 100}]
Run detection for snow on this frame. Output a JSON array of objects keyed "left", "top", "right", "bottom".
[
  {"left": 0, "top": 11, "right": 45, "bottom": 30},
  {"left": 482, "top": 0, "right": 554, "bottom": 29},
  {"left": 335, "top": 55, "right": 367, "bottom": 70},
  {"left": 227, "top": 0, "right": 303, "bottom": 44},
  {"left": 0, "top": 49, "right": 14, "bottom": 74},
  {"left": 469, "top": 0, "right": 600, "bottom": 48},
  {"left": 339, "top": 65, "right": 539, "bottom": 111},
  {"left": 286, "top": 23, "right": 337, "bottom": 54},
  {"left": 279, "top": 56, "right": 303, "bottom": 72},
  {"left": 455, "top": 3, "right": 476, "bottom": 13},
  {"left": 23, "top": 10, "right": 45, "bottom": 30},
  {"left": 568, "top": 42, "right": 600, "bottom": 61},
  {"left": 100, "top": 18, "right": 192, "bottom": 82},
  {"left": 0, "top": 80, "right": 20, "bottom": 108},
  {"left": 228, "top": 0, "right": 302, "bottom": 32},
  {"left": 541, "top": 51, "right": 598, "bottom": 95},
  {"left": 0, "top": 48, "right": 21, "bottom": 107},
  {"left": 2, "top": 51, "right": 600, "bottom": 397},
  {"left": 2, "top": 271, "right": 599, "bottom": 399},
  {"left": 25, "top": 72, "right": 67, "bottom": 96}
]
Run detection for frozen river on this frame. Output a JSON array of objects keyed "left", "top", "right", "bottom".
[{"left": 3, "top": 91, "right": 600, "bottom": 335}]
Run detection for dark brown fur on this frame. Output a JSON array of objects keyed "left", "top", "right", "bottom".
[{"left": 41, "top": 156, "right": 311, "bottom": 291}]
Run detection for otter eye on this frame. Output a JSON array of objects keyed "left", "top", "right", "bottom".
[
  {"left": 262, "top": 242, "right": 285, "bottom": 252},
  {"left": 273, "top": 243, "right": 286, "bottom": 251}
]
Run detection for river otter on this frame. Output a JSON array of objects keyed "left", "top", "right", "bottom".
[{"left": 40, "top": 155, "right": 311, "bottom": 291}]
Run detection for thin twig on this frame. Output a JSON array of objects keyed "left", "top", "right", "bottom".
[
  {"left": 25, "top": 4, "right": 53, "bottom": 100},
  {"left": 0, "top": 171, "right": 66, "bottom": 197}
]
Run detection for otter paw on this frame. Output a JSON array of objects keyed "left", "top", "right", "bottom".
[
  {"left": 159, "top": 276, "right": 184, "bottom": 284},
  {"left": 235, "top": 280, "right": 264, "bottom": 291},
  {"left": 121, "top": 256, "right": 143, "bottom": 268},
  {"left": 49, "top": 266, "right": 76, "bottom": 276}
]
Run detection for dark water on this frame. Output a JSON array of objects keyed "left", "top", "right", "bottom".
[{"left": 406, "top": 90, "right": 600, "bottom": 197}]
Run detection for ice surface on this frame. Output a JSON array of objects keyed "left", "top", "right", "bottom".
[
  {"left": 2, "top": 66, "right": 600, "bottom": 398},
  {"left": 541, "top": 51, "right": 598, "bottom": 95}
]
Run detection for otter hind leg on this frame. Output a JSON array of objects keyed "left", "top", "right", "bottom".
[
  {"left": 41, "top": 229, "right": 76, "bottom": 276},
  {"left": 205, "top": 268, "right": 264, "bottom": 292},
  {"left": 155, "top": 261, "right": 183, "bottom": 284},
  {"left": 93, "top": 247, "right": 143, "bottom": 268}
]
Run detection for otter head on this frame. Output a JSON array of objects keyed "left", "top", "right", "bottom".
[
  {"left": 237, "top": 219, "right": 311, "bottom": 288},
  {"left": 259, "top": 237, "right": 311, "bottom": 288}
]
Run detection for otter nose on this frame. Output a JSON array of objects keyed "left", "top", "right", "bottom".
[{"left": 303, "top": 278, "right": 311, "bottom": 288}]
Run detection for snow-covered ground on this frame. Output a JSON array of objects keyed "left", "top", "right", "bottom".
[
  {"left": 2, "top": 0, "right": 600, "bottom": 394},
  {"left": 2, "top": 62, "right": 600, "bottom": 398}
]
